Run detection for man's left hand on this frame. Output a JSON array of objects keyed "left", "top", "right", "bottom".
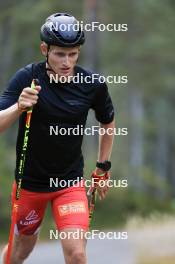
[
  {"left": 88, "top": 168, "right": 110, "bottom": 200},
  {"left": 95, "top": 168, "right": 110, "bottom": 200}
]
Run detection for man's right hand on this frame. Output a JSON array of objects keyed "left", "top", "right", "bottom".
[{"left": 18, "top": 85, "right": 41, "bottom": 112}]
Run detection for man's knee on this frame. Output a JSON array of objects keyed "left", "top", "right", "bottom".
[
  {"left": 15, "top": 245, "right": 33, "bottom": 261},
  {"left": 1, "top": 243, "right": 32, "bottom": 264},
  {"left": 12, "top": 234, "right": 37, "bottom": 261},
  {"left": 70, "top": 250, "right": 86, "bottom": 264}
]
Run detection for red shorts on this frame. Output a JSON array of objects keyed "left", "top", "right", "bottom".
[{"left": 11, "top": 180, "right": 89, "bottom": 235}]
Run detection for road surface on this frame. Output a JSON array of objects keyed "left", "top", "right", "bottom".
[
  {"left": 1, "top": 217, "right": 175, "bottom": 263},
  {"left": 25, "top": 239, "right": 135, "bottom": 264},
  {"left": 0, "top": 235, "right": 135, "bottom": 264}
]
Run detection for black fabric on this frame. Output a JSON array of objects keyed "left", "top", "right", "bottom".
[{"left": 0, "top": 62, "right": 115, "bottom": 192}]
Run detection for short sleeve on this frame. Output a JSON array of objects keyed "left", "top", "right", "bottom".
[
  {"left": 91, "top": 82, "right": 115, "bottom": 124},
  {"left": 0, "top": 69, "right": 31, "bottom": 110}
]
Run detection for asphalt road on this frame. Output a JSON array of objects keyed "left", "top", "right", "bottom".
[
  {"left": 24, "top": 238, "right": 135, "bottom": 264},
  {"left": 0, "top": 235, "right": 135, "bottom": 264},
  {"left": 1, "top": 219, "right": 174, "bottom": 263},
  {"left": 0, "top": 230, "right": 136, "bottom": 264}
]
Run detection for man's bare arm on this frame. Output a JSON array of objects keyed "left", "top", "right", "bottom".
[
  {"left": 94, "top": 118, "right": 115, "bottom": 200},
  {"left": 0, "top": 103, "right": 21, "bottom": 133},
  {"left": 0, "top": 86, "right": 41, "bottom": 133},
  {"left": 97, "top": 118, "right": 115, "bottom": 163}
]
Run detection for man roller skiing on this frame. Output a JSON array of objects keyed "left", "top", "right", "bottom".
[{"left": 0, "top": 13, "right": 115, "bottom": 264}]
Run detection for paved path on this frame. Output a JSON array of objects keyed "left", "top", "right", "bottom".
[
  {"left": 0, "top": 234, "right": 135, "bottom": 264},
  {"left": 1, "top": 218, "right": 175, "bottom": 263},
  {"left": 25, "top": 239, "right": 135, "bottom": 264}
]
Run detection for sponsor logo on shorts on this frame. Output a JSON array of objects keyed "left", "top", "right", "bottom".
[
  {"left": 58, "top": 202, "right": 86, "bottom": 216},
  {"left": 20, "top": 210, "right": 40, "bottom": 226}
]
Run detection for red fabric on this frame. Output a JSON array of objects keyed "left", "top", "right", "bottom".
[{"left": 11, "top": 180, "right": 89, "bottom": 235}]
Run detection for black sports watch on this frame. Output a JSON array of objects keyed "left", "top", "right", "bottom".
[{"left": 96, "top": 160, "right": 111, "bottom": 172}]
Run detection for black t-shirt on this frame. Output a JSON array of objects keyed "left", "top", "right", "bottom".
[{"left": 0, "top": 62, "right": 114, "bottom": 192}]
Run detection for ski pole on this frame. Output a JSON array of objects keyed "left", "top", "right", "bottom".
[
  {"left": 88, "top": 171, "right": 110, "bottom": 227},
  {"left": 89, "top": 188, "right": 97, "bottom": 226},
  {"left": 6, "top": 79, "right": 39, "bottom": 264}
]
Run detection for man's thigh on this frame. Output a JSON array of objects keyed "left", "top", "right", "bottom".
[
  {"left": 11, "top": 182, "right": 48, "bottom": 235},
  {"left": 51, "top": 180, "right": 89, "bottom": 231}
]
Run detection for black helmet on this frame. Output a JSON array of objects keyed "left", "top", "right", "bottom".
[{"left": 40, "top": 13, "right": 85, "bottom": 47}]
